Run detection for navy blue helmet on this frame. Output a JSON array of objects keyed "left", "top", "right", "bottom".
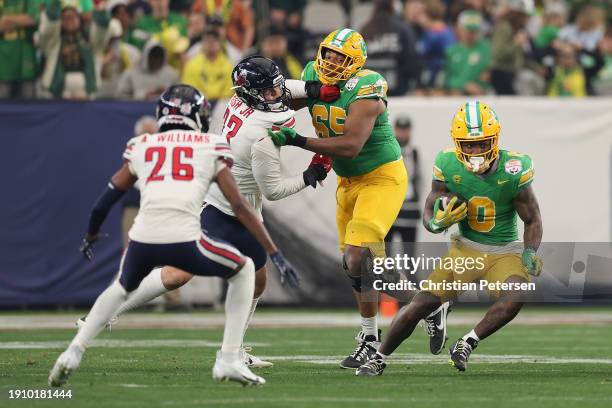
[
  {"left": 231, "top": 56, "right": 289, "bottom": 112},
  {"left": 156, "top": 84, "right": 211, "bottom": 132}
]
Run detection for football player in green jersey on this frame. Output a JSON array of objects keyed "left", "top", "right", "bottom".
[
  {"left": 268, "top": 28, "right": 450, "bottom": 369},
  {"left": 356, "top": 101, "right": 543, "bottom": 376}
]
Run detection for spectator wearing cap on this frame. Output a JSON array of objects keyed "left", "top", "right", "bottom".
[
  {"left": 116, "top": 40, "right": 179, "bottom": 100},
  {"left": 97, "top": 0, "right": 140, "bottom": 98},
  {"left": 37, "top": 0, "right": 121, "bottom": 99},
  {"left": 181, "top": 27, "right": 233, "bottom": 110},
  {"left": 444, "top": 10, "right": 491, "bottom": 95},
  {"left": 360, "top": 0, "right": 421, "bottom": 96},
  {"left": 259, "top": 24, "right": 302, "bottom": 80},
  {"left": 129, "top": 0, "right": 187, "bottom": 61},
  {"left": 385, "top": 115, "right": 421, "bottom": 258},
  {"left": 0, "top": 0, "right": 45, "bottom": 99}
]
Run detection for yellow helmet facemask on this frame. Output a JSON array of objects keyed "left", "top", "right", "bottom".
[
  {"left": 451, "top": 101, "right": 500, "bottom": 174},
  {"left": 314, "top": 28, "right": 367, "bottom": 85}
]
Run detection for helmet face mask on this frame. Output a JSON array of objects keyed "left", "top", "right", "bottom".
[
  {"left": 314, "top": 28, "right": 367, "bottom": 84},
  {"left": 156, "top": 84, "right": 211, "bottom": 132},
  {"left": 456, "top": 136, "right": 498, "bottom": 173},
  {"left": 451, "top": 101, "right": 500, "bottom": 174},
  {"left": 232, "top": 56, "right": 289, "bottom": 112}
]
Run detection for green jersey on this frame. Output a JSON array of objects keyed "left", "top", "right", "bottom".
[
  {"left": 0, "top": 0, "right": 43, "bottom": 81},
  {"left": 130, "top": 12, "right": 188, "bottom": 50},
  {"left": 444, "top": 39, "right": 491, "bottom": 91},
  {"left": 433, "top": 149, "right": 534, "bottom": 245},
  {"left": 301, "top": 61, "right": 401, "bottom": 177}
]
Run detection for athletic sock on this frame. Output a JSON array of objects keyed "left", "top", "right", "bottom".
[
  {"left": 241, "top": 297, "right": 260, "bottom": 343},
  {"left": 361, "top": 316, "right": 378, "bottom": 338},
  {"left": 375, "top": 351, "right": 388, "bottom": 362},
  {"left": 221, "top": 258, "right": 255, "bottom": 358},
  {"left": 115, "top": 267, "right": 167, "bottom": 316},
  {"left": 72, "top": 280, "right": 127, "bottom": 349},
  {"left": 462, "top": 329, "right": 480, "bottom": 348}
]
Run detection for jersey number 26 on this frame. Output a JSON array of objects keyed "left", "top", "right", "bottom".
[{"left": 145, "top": 147, "right": 194, "bottom": 183}]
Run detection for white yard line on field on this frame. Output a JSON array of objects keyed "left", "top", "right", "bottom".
[{"left": 2, "top": 312, "right": 612, "bottom": 330}]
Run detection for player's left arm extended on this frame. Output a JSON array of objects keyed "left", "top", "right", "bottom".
[
  {"left": 269, "top": 98, "right": 384, "bottom": 159},
  {"left": 87, "top": 163, "right": 137, "bottom": 240},
  {"left": 80, "top": 163, "right": 137, "bottom": 260},
  {"left": 513, "top": 185, "right": 544, "bottom": 275}
]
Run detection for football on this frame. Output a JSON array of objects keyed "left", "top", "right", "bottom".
[{"left": 439, "top": 192, "right": 466, "bottom": 211}]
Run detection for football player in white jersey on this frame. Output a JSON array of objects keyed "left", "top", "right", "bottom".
[
  {"left": 74, "top": 57, "right": 340, "bottom": 367},
  {"left": 49, "top": 85, "right": 298, "bottom": 387}
]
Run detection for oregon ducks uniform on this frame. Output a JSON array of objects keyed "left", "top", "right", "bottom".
[
  {"left": 425, "top": 149, "right": 535, "bottom": 300},
  {"left": 421, "top": 100, "right": 536, "bottom": 300},
  {"left": 301, "top": 55, "right": 406, "bottom": 255}
]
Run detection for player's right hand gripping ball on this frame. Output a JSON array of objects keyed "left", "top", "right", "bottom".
[
  {"left": 303, "top": 154, "right": 333, "bottom": 188},
  {"left": 522, "top": 248, "right": 543, "bottom": 276},
  {"left": 270, "top": 251, "right": 300, "bottom": 287},
  {"left": 428, "top": 196, "right": 467, "bottom": 233},
  {"left": 304, "top": 81, "right": 341, "bottom": 102}
]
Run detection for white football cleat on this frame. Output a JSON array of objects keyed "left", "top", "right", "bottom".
[
  {"left": 76, "top": 315, "right": 117, "bottom": 330},
  {"left": 212, "top": 351, "right": 266, "bottom": 386},
  {"left": 241, "top": 346, "right": 273, "bottom": 368},
  {"left": 48, "top": 344, "right": 84, "bottom": 387}
]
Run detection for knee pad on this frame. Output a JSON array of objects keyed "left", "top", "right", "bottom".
[
  {"left": 342, "top": 249, "right": 375, "bottom": 293},
  {"left": 342, "top": 255, "right": 362, "bottom": 292}
]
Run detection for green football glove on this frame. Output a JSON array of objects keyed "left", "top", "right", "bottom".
[
  {"left": 267, "top": 126, "right": 307, "bottom": 148},
  {"left": 522, "top": 248, "right": 543, "bottom": 276},
  {"left": 428, "top": 196, "right": 467, "bottom": 233}
]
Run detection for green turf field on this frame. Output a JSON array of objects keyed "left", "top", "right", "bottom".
[{"left": 1, "top": 310, "right": 612, "bottom": 408}]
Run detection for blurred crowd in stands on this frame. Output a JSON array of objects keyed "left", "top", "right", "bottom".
[{"left": 1, "top": 0, "right": 611, "bottom": 101}]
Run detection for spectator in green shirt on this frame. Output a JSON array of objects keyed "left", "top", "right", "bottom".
[
  {"left": 534, "top": 2, "right": 567, "bottom": 50},
  {"left": 0, "top": 0, "right": 44, "bottom": 99},
  {"left": 444, "top": 10, "right": 491, "bottom": 96},
  {"left": 129, "top": 0, "right": 187, "bottom": 51}
]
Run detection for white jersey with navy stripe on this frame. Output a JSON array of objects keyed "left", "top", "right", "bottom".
[
  {"left": 205, "top": 94, "right": 306, "bottom": 218},
  {"left": 124, "top": 130, "right": 233, "bottom": 244}
]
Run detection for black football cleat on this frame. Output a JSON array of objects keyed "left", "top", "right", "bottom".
[
  {"left": 340, "top": 330, "right": 381, "bottom": 369},
  {"left": 449, "top": 338, "right": 477, "bottom": 372},
  {"left": 355, "top": 356, "right": 387, "bottom": 377},
  {"left": 423, "top": 302, "right": 450, "bottom": 355}
]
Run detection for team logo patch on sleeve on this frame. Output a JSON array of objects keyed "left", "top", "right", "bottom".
[
  {"left": 504, "top": 159, "right": 523, "bottom": 175},
  {"left": 345, "top": 77, "right": 359, "bottom": 91}
]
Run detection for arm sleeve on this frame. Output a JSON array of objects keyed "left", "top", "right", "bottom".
[
  {"left": 285, "top": 79, "right": 308, "bottom": 98},
  {"left": 251, "top": 137, "right": 306, "bottom": 201}
]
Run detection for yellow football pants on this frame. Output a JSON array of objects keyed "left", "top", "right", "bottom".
[
  {"left": 423, "top": 238, "right": 530, "bottom": 302},
  {"left": 336, "top": 159, "right": 407, "bottom": 258}
]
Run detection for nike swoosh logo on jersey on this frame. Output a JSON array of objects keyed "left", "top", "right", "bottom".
[{"left": 497, "top": 180, "right": 510, "bottom": 185}]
